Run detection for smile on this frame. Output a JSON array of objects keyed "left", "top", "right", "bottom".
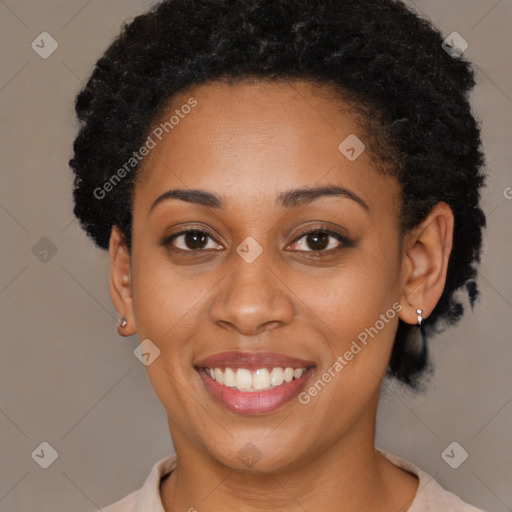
[
  {"left": 206, "top": 366, "right": 306, "bottom": 392},
  {"left": 195, "top": 352, "right": 315, "bottom": 415}
]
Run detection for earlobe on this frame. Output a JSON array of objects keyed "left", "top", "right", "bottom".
[
  {"left": 399, "top": 202, "right": 454, "bottom": 325},
  {"left": 109, "top": 225, "right": 136, "bottom": 336}
]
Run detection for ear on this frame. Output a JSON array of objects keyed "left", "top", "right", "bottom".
[
  {"left": 399, "top": 202, "right": 454, "bottom": 325},
  {"left": 109, "top": 225, "right": 136, "bottom": 337}
]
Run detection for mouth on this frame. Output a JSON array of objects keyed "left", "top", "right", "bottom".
[{"left": 195, "top": 352, "right": 315, "bottom": 415}]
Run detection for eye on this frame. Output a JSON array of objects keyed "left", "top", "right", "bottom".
[
  {"left": 162, "top": 227, "right": 354, "bottom": 255},
  {"left": 163, "top": 229, "right": 223, "bottom": 252},
  {"left": 288, "top": 228, "right": 353, "bottom": 254}
]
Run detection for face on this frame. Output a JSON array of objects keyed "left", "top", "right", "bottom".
[{"left": 116, "top": 80, "right": 409, "bottom": 472}]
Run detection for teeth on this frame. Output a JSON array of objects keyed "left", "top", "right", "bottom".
[
  {"left": 294, "top": 368, "right": 305, "bottom": 379},
  {"left": 235, "top": 368, "right": 252, "bottom": 390},
  {"left": 214, "top": 368, "right": 224, "bottom": 385},
  {"left": 207, "top": 366, "right": 307, "bottom": 392},
  {"left": 253, "top": 369, "right": 271, "bottom": 390},
  {"left": 224, "top": 367, "right": 236, "bottom": 387},
  {"left": 270, "top": 367, "right": 285, "bottom": 386}
]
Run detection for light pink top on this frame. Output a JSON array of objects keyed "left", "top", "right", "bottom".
[{"left": 100, "top": 449, "right": 486, "bottom": 511}]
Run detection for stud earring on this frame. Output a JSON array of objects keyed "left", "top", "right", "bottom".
[
  {"left": 120, "top": 317, "right": 128, "bottom": 328},
  {"left": 416, "top": 309, "right": 423, "bottom": 326}
]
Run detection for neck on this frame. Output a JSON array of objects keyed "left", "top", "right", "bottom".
[{"left": 160, "top": 397, "right": 418, "bottom": 511}]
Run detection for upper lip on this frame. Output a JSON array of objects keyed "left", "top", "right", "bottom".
[{"left": 195, "top": 351, "right": 315, "bottom": 370}]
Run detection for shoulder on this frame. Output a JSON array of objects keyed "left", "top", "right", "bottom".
[
  {"left": 101, "top": 490, "right": 139, "bottom": 512},
  {"left": 97, "top": 454, "right": 178, "bottom": 512},
  {"left": 377, "top": 448, "right": 487, "bottom": 512}
]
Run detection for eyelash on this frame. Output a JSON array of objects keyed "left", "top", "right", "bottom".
[{"left": 162, "top": 227, "right": 354, "bottom": 256}]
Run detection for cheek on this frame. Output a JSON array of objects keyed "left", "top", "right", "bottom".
[
  {"left": 131, "top": 244, "right": 211, "bottom": 338},
  {"left": 129, "top": 251, "right": 210, "bottom": 413},
  {"left": 297, "top": 242, "right": 401, "bottom": 339},
  {"left": 293, "top": 237, "right": 403, "bottom": 400}
]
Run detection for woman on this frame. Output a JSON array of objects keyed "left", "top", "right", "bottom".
[{"left": 69, "top": 0, "right": 487, "bottom": 510}]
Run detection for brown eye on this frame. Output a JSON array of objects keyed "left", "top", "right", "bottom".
[
  {"left": 182, "top": 231, "right": 209, "bottom": 250},
  {"left": 290, "top": 229, "right": 352, "bottom": 254},
  {"left": 163, "top": 230, "right": 222, "bottom": 252},
  {"left": 305, "top": 232, "right": 330, "bottom": 251}
]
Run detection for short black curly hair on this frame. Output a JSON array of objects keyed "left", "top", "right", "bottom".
[{"left": 69, "top": 0, "right": 486, "bottom": 389}]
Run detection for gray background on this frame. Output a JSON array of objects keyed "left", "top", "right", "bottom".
[{"left": 0, "top": 0, "right": 511, "bottom": 511}]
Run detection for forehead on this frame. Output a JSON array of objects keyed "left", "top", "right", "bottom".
[{"left": 133, "top": 79, "right": 397, "bottom": 213}]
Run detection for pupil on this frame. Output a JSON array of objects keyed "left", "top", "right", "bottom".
[
  {"left": 307, "top": 232, "right": 328, "bottom": 250},
  {"left": 185, "top": 231, "right": 207, "bottom": 249}
]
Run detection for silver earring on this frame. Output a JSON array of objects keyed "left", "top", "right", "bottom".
[
  {"left": 416, "top": 309, "right": 423, "bottom": 326},
  {"left": 120, "top": 318, "right": 128, "bottom": 328}
]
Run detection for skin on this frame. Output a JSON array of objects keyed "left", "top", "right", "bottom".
[{"left": 109, "top": 80, "right": 454, "bottom": 511}]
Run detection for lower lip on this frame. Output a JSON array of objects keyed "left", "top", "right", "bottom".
[{"left": 197, "top": 368, "right": 313, "bottom": 415}]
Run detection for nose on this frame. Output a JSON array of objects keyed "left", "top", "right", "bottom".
[{"left": 209, "top": 252, "right": 296, "bottom": 336}]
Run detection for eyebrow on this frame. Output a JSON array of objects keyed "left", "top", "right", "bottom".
[{"left": 148, "top": 184, "right": 369, "bottom": 214}]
